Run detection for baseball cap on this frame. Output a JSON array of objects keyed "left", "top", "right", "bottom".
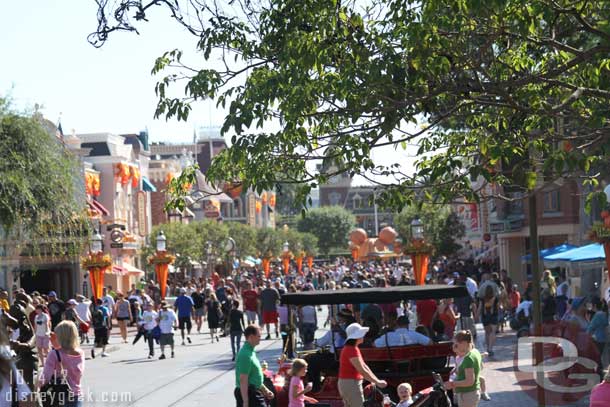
[
  {"left": 67, "top": 299, "right": 78, "bottom": 306},
  {"left": 48, "top": 291, "right": 57, "bottom": 297},
  {"left": 179, "top": 288, "right": 186, "bottom": 294},
  {"left": 345, "top": 323, "right": 369, "bottom": 340}
]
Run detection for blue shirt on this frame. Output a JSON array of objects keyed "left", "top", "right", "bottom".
[
  {"left": 587, "top": 311, "right": 608, "bottom": 343},
  {"left": 174, "top": 295, "right": 194, "bottom": 317}
]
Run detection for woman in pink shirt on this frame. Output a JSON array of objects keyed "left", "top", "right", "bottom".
[
  {"left": 590, "top": 366, "right": 610, "bottom": 407},
  {"left": 39, "top": 321, "right": 85, "bottom": 407}
]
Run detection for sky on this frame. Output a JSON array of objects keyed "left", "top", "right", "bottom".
[{"left": 0, "top": 0, "right": 418, "bottom": 184}]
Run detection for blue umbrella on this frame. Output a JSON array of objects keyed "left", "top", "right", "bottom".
[
  {"left": 522, "top": 243, "right": 577, "bottom": 262},
  {"left": 545, "top": 243, "right": 606, "bottom": 263}
]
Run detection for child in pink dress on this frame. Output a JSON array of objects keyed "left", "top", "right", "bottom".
[{"left": 288, "top": 359, "right": 318, "bottom": 407}]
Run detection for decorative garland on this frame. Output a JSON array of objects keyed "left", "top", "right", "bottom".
[
  {"left": 148, "top": 251, "right": 176, "bottom": 265},
  {"left": 403, "top": 239, "right": 435, "bottom": 256},
  {"left": 81, "top": 252, "right": 112, "bottom": 269}
]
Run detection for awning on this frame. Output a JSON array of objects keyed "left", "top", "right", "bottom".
[
  {"left": 521, "top": 243, "right": 577, "bottom": 263},
  {"left": 90, "top": 199, "right": 109, "bottom": 216},
  {"left": 110, "top": 263, "right": 145, "bottom": 276},
  {"left": 142, "top": 176, "right": 157, "bottom": 192},
  {"left": 110, "top": 265, "right": 128, "bottom": 276},
  {"left": 545, "top": 243, "right": 606, "bottom": 263},
  {"left": 121, "top": 262, "right": 145, "bottom": 276}
]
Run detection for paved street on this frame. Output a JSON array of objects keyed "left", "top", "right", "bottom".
[
  {"left": 82, "top": 311, "right": 593, "bottom": 407},
  {"left": 83, "top": 327, "right": 284, "bottom": 406}
]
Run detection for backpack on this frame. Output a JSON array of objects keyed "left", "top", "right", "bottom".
[{"left": 92, "top": 308, "right": 105, "bottom": 329}]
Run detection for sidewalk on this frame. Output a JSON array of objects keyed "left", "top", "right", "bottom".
[
  {"left": 80, "top": 324, "right": 140, "bottom": 357},
  {"left": 477, "top": 326, "right": 590, "bottom": 407}
]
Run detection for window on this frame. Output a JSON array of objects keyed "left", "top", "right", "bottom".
[
  {"left": 543, "top": 190, "right": 560, "bottom": 212},
  {"left": 329, "top": 192, "right": 342, "bottom": 206},
  {"left": 352, "top": 194, "right": 362, "bottom": 209}
]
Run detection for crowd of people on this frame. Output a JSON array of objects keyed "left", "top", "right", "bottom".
[{"left": 0, "top": 257, "right": 609, "bottom": 406}]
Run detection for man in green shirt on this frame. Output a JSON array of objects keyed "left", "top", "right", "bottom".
[{"left": 234, "top": 325, "right": 274, "bottom": 407}]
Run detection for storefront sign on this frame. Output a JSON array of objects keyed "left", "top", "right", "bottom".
[{"left": 137, "top": 191, "right": 147, "bottom": 237}]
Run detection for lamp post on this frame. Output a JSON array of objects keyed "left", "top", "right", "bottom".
[
  {"left": 148, "top": 230, "right": 174, "bottom": 299},
  {"left": 405, "top": 218, "right": 432, "bottom": 285},
  {"left": 282, "top": 241, "right": 291, "bottom": 275},
  {"left": 206, "top": 241, "right": 213, "bottom": 280},
  {"left": 82, "top": 229, "right": 111, "bottom": 301}
]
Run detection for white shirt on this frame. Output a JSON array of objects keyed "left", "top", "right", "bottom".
[
  {"left": 75, "top": 301, "right": 91, "bottom": 322},
  {"left": 316, "top": 330, "right": 345, "bottom": 353},
  {"left": 34, "top": 313, "right": 50, "bottom": 337},
  {"left": 374, "top": 327, "right": 432, "bottom": 347},
  {"left": 102, "top": 295, "right": 115, "bottom": 316},
  {"left": 141, "top": 310, "right": 158, "bottom": 331},
  {"left": 396, "top": 399, "right": 414, "bottom": 407},
  {"left": 516, "top": 300, "right": 533, "bottom": 317},
  {"left": 158, "top": 309, "right": 177, "bottom": 334},
  {"left": 465, "top": 277, "right": 478, "bottom": 299}
]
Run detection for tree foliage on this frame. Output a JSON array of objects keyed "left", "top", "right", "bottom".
[
  {"left": 0, "top": 98, "right": 88, "bottom": 256},
  {"left": 394, "top": 205, "right": 465, "bottom": 258},
  {"left": 92, "top": 0, "right": 610, "bottom": 213},
  {"left": 296, "top": 206, "right": 355, "bottom": 255}
]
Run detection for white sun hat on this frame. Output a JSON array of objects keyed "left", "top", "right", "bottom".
[{"left": 345, "top": 323, "right": 370, "bottom": 340}]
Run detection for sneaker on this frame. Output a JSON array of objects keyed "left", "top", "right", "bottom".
[
  {"left": 182, "top": 341, "right": 186, "bottom": 346},
  {"left": 171, "top": 352, "right": 175, "bottom": 358},
  {"left": 101, "top": 352, "right": 109, "bottom": 357},
  {"left": 481, "top": 392, "right": 491, "bottom": 401},
  {"left": 265, "top": 334, "right": 271, "bottom": 340},
  {"left": 275, "top": 332, "right": 279, "bottom": 339},
  {"left": 159, "top": 354, "right": 166, "bottom": 360},
  {"left": 187, "top": 337, "right": 192, "bottom": 344},
  {"left": 91, "top": 349, "right": 95, "bottom": 359},
  {"left": 232, "top": 355, "right": 235, "bottom": 361},
  {"left": 147, "top": 354, "right": 153, "bottom": 359},
  {"left": 216, "top": 335, "right": 220, "bottom": 342}
]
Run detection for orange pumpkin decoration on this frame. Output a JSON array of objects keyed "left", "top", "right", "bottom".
[
  {"left": 378, "top": 226, "right": 397, "bottom": 245},
  {"left": 349, "top": 228, "right": 368, "bottom": 245}
]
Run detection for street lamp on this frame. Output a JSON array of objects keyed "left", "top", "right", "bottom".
[
  {"left": 156, "top": 230, "right": 167, "bottom": 252},
  {"left": 90, "top": 230, "right": 103, "bottom": 253},
  {"left": 410, "top": 218, "right": 424, "bottom": 240},
  {"left": 206, "top": 241, "right": 213, "bottom": 279},
  {"left": 283, "top": 241, "right": 290, "bottom": 253}
]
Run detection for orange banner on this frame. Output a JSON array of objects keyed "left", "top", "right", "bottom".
[
  {"left": 307, "top": 256, "right": 313, "bottom": 269},
  {"left": 262, "top": 258, "right": 270, "bottom": 278},
  {"left": 89, "top": 266, "right": 107, "bottom": 300},
  {"left": 155, "top": 263, "right": 169, "bottom": 299},
  {"left": 296, "top": 257, "right": 303, "bottom": 275},
  {"left": 130, "top": 166, "right": 140, "bottom": 188},
  {"left": 351, "top": 247, "right": 359, "bottom": 261},
  {"left": 283, "top": 257, "right": 290, "bottom": 275},
  {"left": 411, "top": 253, "right": 430, "bottom": 285}
]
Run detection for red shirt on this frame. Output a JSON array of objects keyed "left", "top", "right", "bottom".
[
  {"left": 242, "top": 289, "right": 259, "bottom": 312},
  {"left": 339, "top": 345, "right": 364, "bottom": 380},
  {"left": 510, "top": 291, "right": 521, "bottom": 309},
  {"left": 416, "top": 299, "right": 437, "bottom": 328}
]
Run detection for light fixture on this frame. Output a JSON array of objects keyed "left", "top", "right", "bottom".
[
  {"left": 604, "top": 184, "right": 610, "bottom": 204},
  {"left": 283, "top": 241, "right": 290, "bottom": 253},
  {"left": 156, "top": 230, "right": 167, "bottom": 252},
  {"left": 90, "top": 230, "right": 103, "bottom": 253},
  {"left": 410, "top": 218, "right": 424, "bottom": 240}
]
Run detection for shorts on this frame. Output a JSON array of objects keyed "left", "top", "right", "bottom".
[
  {"left": 482, "top": 313, "right": 499, "bottom": 327},
  {"left": 36, "top": 335, "right": 50, "bottom": 349},
  {"left": 262, "top": 311, "right": 278, "bottom": 324},
  {"left": 456, "top": 390, "right": 481, "bottom": 407},
  {"left": 117, "top": 316, "right": 130, "bottom": 321},
  {"left": 94, "top": 327, "right": 109, "bottom": 346},
  {"left": 179, "top": 317, "right": 192, "bottom": 331},
  {"left": 338, "top": 379, "right": 364, "bottom": 407},
  {"left": 194, "top": 308, "right": 205, "bottom": 317},
  {"left": 245, "top": 310, "right": 258, "bottom": 322},
  {"left": 160, "top": 333, "right": 174, "bottom": 346}
]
